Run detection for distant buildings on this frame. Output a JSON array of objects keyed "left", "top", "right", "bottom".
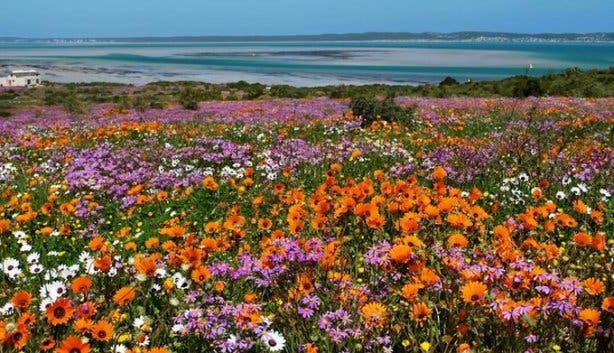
[{"left": 1, "top": 69, "right": 42, "bottom": 87}]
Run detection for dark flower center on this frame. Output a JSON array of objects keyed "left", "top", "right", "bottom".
[
  {"left": 54, "top": 307, "right": 66, "bottom": 318},
  {"left": 13, "top": 332, "right": 23, "bottom": 341},
  {"left": 471, "top": 294, "right": 480, "bottom": 302},
  {"left": 268, "top": 339, "right": 277, "bottom": 347},
  {"left": 70, "top": 349, "right": 81, "bottom": 353},
  {"left": 98, "top": 330, "right": 106, "bottom": 338}
]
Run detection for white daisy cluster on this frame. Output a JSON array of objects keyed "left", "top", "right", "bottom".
[
  {"left": 0, "top": 162, "right": 16, "bottom": 182},
  {"left": 220, "top": 163, "right": 247, "bottom": 180},
  {"left": 499, "top": 173, "right": 530, "bottom": 205},
  {"left": 256, "top": 152, "right": 280, "bottom": 181},
  {"left": 557, "top": 176, "right": 598, "bottom": 201}
]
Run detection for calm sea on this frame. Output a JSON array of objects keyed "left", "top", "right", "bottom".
[{"left": 0, "top": 41, "right": 612, "bottom": 86}]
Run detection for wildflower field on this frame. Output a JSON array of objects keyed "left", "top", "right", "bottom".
[{"left": 0, "top": 97, "right": 612, "bottom": 353}]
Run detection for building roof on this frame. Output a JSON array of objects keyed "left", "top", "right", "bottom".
[{"left": 9, "top": 69, "right": 40, "bottom": 77}]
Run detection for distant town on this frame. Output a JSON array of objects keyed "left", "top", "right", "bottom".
[{"left": 1, "top": 31, "right": 613, "bottom": 43}]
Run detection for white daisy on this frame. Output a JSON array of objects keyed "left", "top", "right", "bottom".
[
  {"left": 171, "top": 323, "right": 185, "bottom": 334},
  {"left": 58, "top": 264, "right": 79, "bottom": 280},
  {"left": 1, "top": 258, "right": 21, "bottom": 279},
  {"left": 599, "top": 188, "right": 611, "bottom": 198},
  {"left": 26, "top": 252, "right": 40, "bottom": 264},
  {"left": 133, "top": 315, "right": 150, "bottom": 329},
  {"left": 172, "top": 272, "right": 190, "bottom": 289},
  {"left": 29, "top": 263, "right": 44, "bottom": 274},
  {"left": 261, "top": 330, "right": 286, "bottom": 352},
  {"left": 0, "top": 302, "right": 14, "bottom": 316},
  {"left": 19, "top": 242, "right": 32, "bottom": 253},
  {"left": 136, "top": 334, "right": 150, "bottom": 346},
  {"left": 155, "top": 267, "right": 167, "bottom": 278},
  {"left": 13, "top": 230, "right": 27, "bottom": 240},
  {"left": 40, "top": 280, "right": 67, "bottom": 300},
  {"left": 39, "top": 297, "right": 54, "bottom": 313}
]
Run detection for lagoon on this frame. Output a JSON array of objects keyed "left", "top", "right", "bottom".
[{"left": 1, "top": 41, "right": 612, "bottom": 85}]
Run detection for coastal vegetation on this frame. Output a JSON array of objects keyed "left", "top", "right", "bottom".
[{"left": 0, "top": 67, "right": 612, "bottom": 117}]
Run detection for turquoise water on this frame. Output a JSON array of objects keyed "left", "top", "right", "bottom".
[{"left": 0, "top": 41, "right": 612, "bottom": 85}]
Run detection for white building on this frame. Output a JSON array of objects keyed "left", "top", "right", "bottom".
[{"left": 1, "top": 69, "right": 42, "bottom": 87}]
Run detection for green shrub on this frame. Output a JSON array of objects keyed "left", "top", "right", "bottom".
[
  {"left": 178, "top": 87, "right": 200, "bottom": 110},
  {"left": 132, "top": 95, "right": 149, "bottom": 112},
  {"left": 440, "top": 76, "right": 459, "bottom": 86},
  {"left": 350, "top": 96, "right": 416, "bottom": 127},
  {"left": 43, "top": 90, "right": 65, "bottom": 106},
  {"left": 149, "top": 98, "right": 165, "bottom": 109},
  {"left": 512, "top": 77, "right": 544, "bottom": 98},
  {"left": 62, "top": 92, "right": 86, "bottom": 114}
]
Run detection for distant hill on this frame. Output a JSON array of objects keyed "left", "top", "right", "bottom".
[{"left": 2, "top": 32, "right": 613, "bottom": 43}]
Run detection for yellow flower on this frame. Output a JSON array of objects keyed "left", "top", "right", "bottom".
[
  {"left": 164, "top": 278, "right": 174, "bottom": 291},
  {"left": 118, "top": 333, "right": 132, "bottom": 343},
  {"left": 402, "top": 339, "right": 410, "bottom": 347},
  {"left": 420, "top": 342, "right": 431, "bottom": 352},
  {"left": 552, "top": 345, "right": 561, "bottom": 351}
]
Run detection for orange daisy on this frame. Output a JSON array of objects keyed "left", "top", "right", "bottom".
[
  {"left": 73, "top": 318, "right": 94, "bottom": 334},
  {"left": 40, "top": 337, "right": 56, "bottom": 351},
  {"left": 410, "top": 302, "right": 431, "bottom": 326},
  {"left": 578, "top": 308, "right": 600, "bottom": 326},
  {"left": 12, "top": 290, "right": 32, "bottom": 309},
  {"left": 601, "top": 297, "right": 614, "bottom": 313},
  {"left": 7, "top": 325, "right": 29, "bottom": 349},
  {"left": 17, "top": 311, "right": 36, "bottom": 327},
  {"left": 447, "top": 233, "right": 468, "bottom": 248},
  {"left": 91, "top": 320, "right": 114, "bottom": 342},
  {"left": 584, "top": 278, "right": 605, "bottom": 296},
  {"left": 191, "top": 266, "right": 212, "bottom": 284},
  {"left": 461, "top": 281, "right": 488, "bottom": 304},
  {"left": 148, "top": 348, "right": 170, "bottom": 353},
  {"left": 55, "top": 335, "right": 90, "bottom": 353},
  {"left": 113, "top": 287, "right": 136, "bottom": 306},
  {"left": 432, "top": 166, "right": 447, "bottom": 181},
  {"left": 389, "top": 244, "right": 412, "bottom": 264},
  {"left": 70, "top": 276, "right": 93, "bottom": 294},
  {"left": 360, "top": 302, "right": 389, "bottom": 328},
  {"left": 400, "top": 282, "right": 424, "bottom": 302},
  {"left": 46, "top": 298, "right": 75, "bottom": 326}
]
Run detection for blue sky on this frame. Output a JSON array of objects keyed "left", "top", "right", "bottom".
[{"left": 2, "top": 0, "right": 612, "bottom": 38}]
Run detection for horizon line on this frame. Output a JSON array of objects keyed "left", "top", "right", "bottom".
[{"left": 2, "top": 31, "right": 613, "bottom": 41}]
